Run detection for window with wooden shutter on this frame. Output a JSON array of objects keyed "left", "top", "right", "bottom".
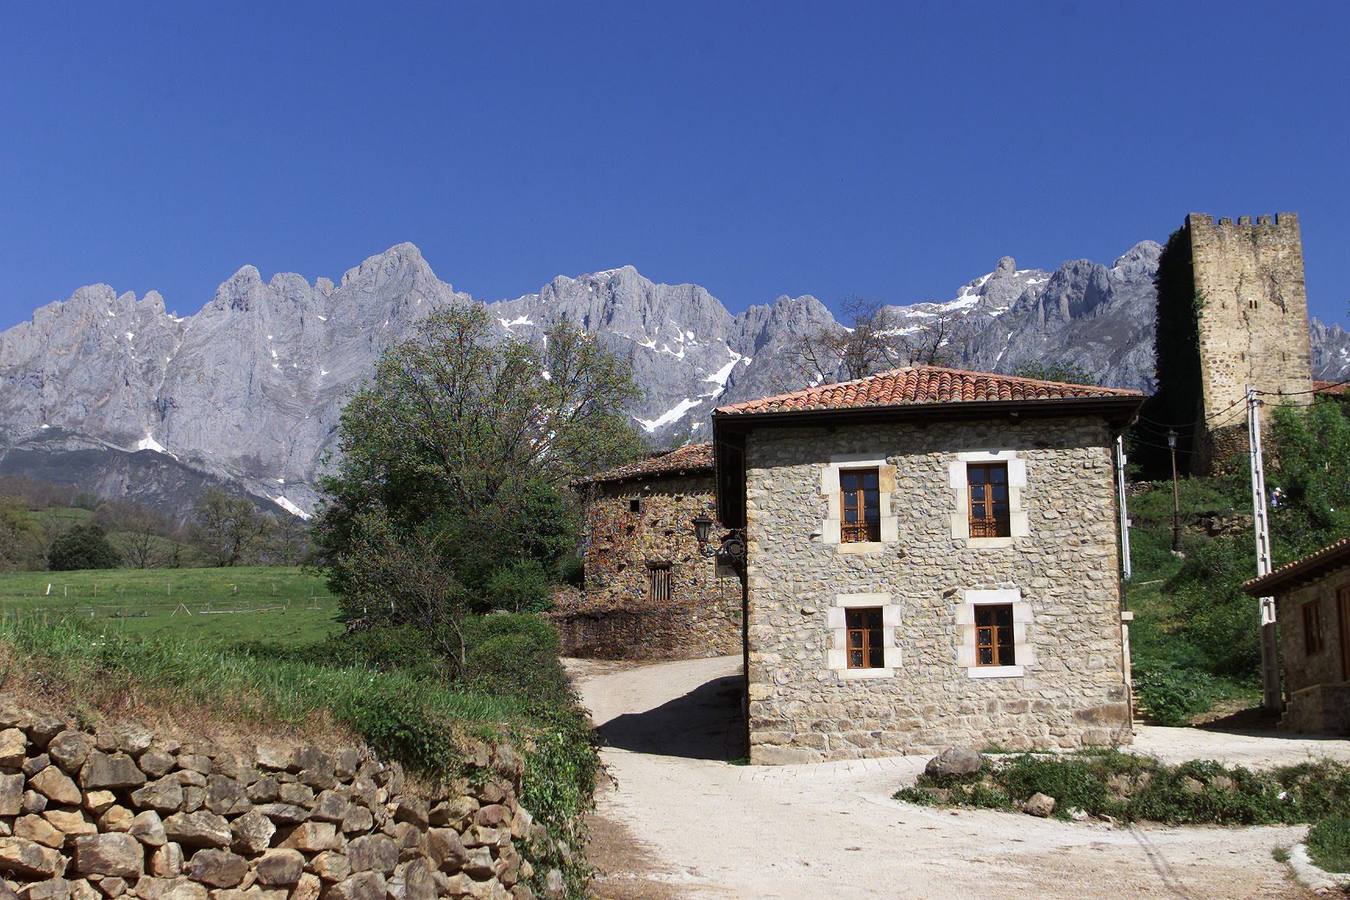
[
  {"left": 647, "top": 563, "right": 672, "bottom": 603},
  {"left": 840, "top": 468, "right": 881, "bottom": 543},
  {"left": 974, "top": 604, "right": 1016, "bottom": 667},
  {"left": 1304, "top": 600, "right": 1325, "bottom": 655},
  {"left": 845, "top": 607, "right": 884, "bottom": 669},
  {"left": 967, "top": 462, "right": 1011, "bottom": 538}
]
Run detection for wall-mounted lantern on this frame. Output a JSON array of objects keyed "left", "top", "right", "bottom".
[{"left": 692, "top": 513, "right": 714, "bottom": 555}]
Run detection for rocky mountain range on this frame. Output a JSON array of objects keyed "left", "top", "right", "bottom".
[{"left": 3, "top": 240, "right": 1348, "bottom": 520}]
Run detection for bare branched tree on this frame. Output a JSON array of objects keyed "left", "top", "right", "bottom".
[{"left": 794, "top": 297, "right": 963, "bottom": 384}]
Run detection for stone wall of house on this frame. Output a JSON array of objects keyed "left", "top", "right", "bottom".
[
  {"left": 1276, "top": 572, "right": 1350, "bottom": 734},
  {"left": 554, "top": 475, "right": 741, "bottom": 660},
  {"left": 1188, "top": 212, "right": 1313, "bottom": 434},
  {"left": 743, "top": 416, "right": 1132, "bottom": 764},
  {"left": 0, "top": 697, "right": 560, "bottom": 900}
]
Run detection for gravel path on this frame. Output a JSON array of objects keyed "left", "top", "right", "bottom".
[{"left": 567, "top": 655, "right": 1348, "bottom": 899}]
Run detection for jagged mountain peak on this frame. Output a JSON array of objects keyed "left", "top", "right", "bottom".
[{"left": 3, "top": 238, "right": 1348, "bottom": 519}]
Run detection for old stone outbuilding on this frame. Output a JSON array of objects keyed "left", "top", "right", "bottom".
[
  {"left": 551, "top": 443, "right": 743, "bottom": 660},
  {"left": 1245, "top": 536, "right": 1350, "bottom": 734},
  {"left": 712, "top": 365, "right": 1145, "bottom": 764}
]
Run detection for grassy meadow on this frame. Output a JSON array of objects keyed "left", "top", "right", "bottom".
[{"left": 0, "top": 565, "right": 341, "bottom": 646}]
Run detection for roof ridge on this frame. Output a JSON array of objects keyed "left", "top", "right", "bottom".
[{"left": 715, "top": 364, "right": 1142, "bottom": 416}]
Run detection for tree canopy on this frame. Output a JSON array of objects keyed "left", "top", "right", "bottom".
[{"left": 314, "top": 304, "right": 643, "bottom": 637}]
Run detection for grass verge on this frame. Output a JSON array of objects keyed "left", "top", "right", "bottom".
[
  {"left": 1307, "top": 817, "right": 1350, "bottom": 873},
  {"left": 895, "top": 749, "right": 1350, "bottom": 826}
]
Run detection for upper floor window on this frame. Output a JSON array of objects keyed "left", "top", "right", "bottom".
[
  {"left": 845, "top": 607, "right": 884, "bottom": 669},
  {"left": 967, "top": 462, "right": 1011, "bottom": 538},
  {"left": 1304, "top": 600, "right": 1325, "bottom": 656},
  {"left": 840, "top": 468, "right": 881, "bottom": 543},
  {"left": 648, "top": 563, "right": 672, "bottom": 603},
  {"left": 975, "top": 604, "right": 1016, "bottom": 667}
]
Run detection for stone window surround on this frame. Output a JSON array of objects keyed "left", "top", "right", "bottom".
[
  {"left": 826, "top": 592, "right": 901, "bottom": 679},
  {"left": 818, "top": 455, "right": 898, "bottom": 554},
  {"left": 948, "top": 450, "right": 1029, "bottom": 548},
  {"left": 956, "top": 587, "right": 1034, "bottom": 678}
]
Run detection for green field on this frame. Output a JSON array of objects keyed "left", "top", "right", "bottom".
[{"left": 0, "top": 566, "right": 340, "bottom": 646}]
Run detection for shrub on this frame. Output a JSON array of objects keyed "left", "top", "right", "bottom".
[
  {"left": 996, "top": 754, "right": 1113, "bottom": 817},
  {"left": 48, "top": 523, "right": 121, "bottom": 571},
  {"left": 485, "top": 559, "right": 554, "bottom": 613},
  {"left": 1133, "top": 664, "right": 1220, "bottom": 726},
  {"left": 1307, "top": 816, "right": 1350, "bottom": 873},
  {"left": 461, "top": 613, "right": 572, "bottom": 709}
]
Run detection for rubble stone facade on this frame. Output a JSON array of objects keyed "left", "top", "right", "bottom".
[
  {"left": 1188, "top": 212, "right": 1314, "bottom": 430},
  {"left": 1271, "top": 569, "right": 1350, "bottom": 734},
  {"left": 743, "top": 416, "right": 1132, "bottom": 764},
  {"left": 0, "top": 697, "right": 556, "bottom": 900},
  {"left": 552, "top": 471, "right": 741, "bottom": 660}
]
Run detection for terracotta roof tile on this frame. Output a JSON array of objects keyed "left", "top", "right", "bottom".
[
  {"left": 576, "top": 442, "right": 714, "bottom": 485},
  {"left": 1244, "top": 535, "right": 1350, "bottom": 595},
  {"left": 714, "top": 365, "right": 1141, "bottom": 416},
  {"left": 1315, "top": 380, "right": 1350, "bottom": 396}
]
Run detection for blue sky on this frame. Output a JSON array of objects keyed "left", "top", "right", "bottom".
[{"left": 2, "top": 2, "right": 1347, "bottom": 330}]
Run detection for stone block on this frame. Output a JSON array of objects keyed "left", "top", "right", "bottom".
[
  {"left": 130, "top": 780, "right": 184, "bottom": 816},
  {"left": 162, "top": 813, "right": 230, "bottom": 849},
  {"left": 0, "top": 836, "right": 64, "bottom": 878},
  {"left": 345, "top": 834, "right": 396, "bottom": 875},
  {"left": 80, "top": 754, "right": 145, "bottom": 791},
  {"left": 14, "top": 816, "right": 65, "bottom": 850},
  {"left": 128, "top": 812, "right": 166, "bottom": 848},
  {"left": 253, "top": 850, "right": 303, "bottom": 887},
  {"left": 324, "top": 872, "right": 385, "bottom": 900},
  {"left": 72, "top": 833, "right": 144, "bottom": 878},
  {"left": 43, "top": 809, "right": 96, "bottom": 839},
  {"left": 227, "top": 812, "right": 273, "bottom": 857},
  {"left": 426, "top": 829, "right": 467, "bottom": 873},
  {"left": 308, "top": 791, "right": 347, "bottom": 824},
  {"left": 149, "top": 844, "right": 184, "bottom": 878},
  {"left": 136, "top": 751, "right": 176, "bottom": 781},
  {"left": 185, "top": 850, "right": 246, "bottom": 888},
  {"left": 203, "top": 778, "right": 249, "bottom": 817},
  {"left": 277, "top": 822, "right": 336, "bottom": 853},
  {"left": 83, "top": 792, "right": 117, "bottom": 815},
  {"left": 0, "top": 730, "right": 28, "bottom": 768},
  {"left": 306, "top": 850, "right": 349, "bottom": 883},
  {"left": 98, "top": 807, "right": 134, "bottom": 833},
  {"left": 0, "top": 774, "right": 25, "bottom": 817}
]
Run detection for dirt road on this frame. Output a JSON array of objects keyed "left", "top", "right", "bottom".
[{"left": 567, "top": 655, "right": 1346, "bottom": 899}]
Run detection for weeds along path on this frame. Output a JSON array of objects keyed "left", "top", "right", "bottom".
[{"left": 567, "top": 656, "right": 1322, "bottom": 899}]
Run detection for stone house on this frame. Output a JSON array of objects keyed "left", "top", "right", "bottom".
[
  {"left": 1245, "top": 536, "right": 1350, "bottom": 734},
  {"left": 711, "top": 365, "right": 1145, "bottom": 764},
  {"left": 550, "top": 443, "right": 743, "bottom": 660}
]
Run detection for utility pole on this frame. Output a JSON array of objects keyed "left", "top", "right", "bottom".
[
  {"left": 1247, "top": 385, "right": 1280, "bottom": 711},
  {"left": 1166, "top": 429, "right": 1182, "bottom": 552},
  {"left": 1115, "top": 434, "right": 1132, "bottom": 581}
]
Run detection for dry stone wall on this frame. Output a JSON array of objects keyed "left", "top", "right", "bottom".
[
  {"left": 744, "top": 416, "right": 1132, "bottom": 764},
  {"left": 0, "top": 698, "right": 560, "bottom": 900}
]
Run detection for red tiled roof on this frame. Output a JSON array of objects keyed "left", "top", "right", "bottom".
[
  {"left": 714, "top": 365, "right": 1142, "bottom": 416},
  {"left": 1315, "top": 380, "right": 1350, "bottom": 396},
  {"left": 576, "top": 442, "right": 714, "bottom": 485},
  {"left": 1244, "top": 536, "right": 1350, "bottom": 595}
]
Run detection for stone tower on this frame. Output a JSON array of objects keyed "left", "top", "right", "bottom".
[{"left": 1187, "top": 212, "right": 1314, "bottom": 433}]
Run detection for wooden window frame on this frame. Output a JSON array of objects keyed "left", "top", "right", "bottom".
[
  {"left": 974, "top": 603, "right": 1016, "bottom": 667},
  {"left": 839, "top": 467, "right": 881, "bottom": 544},
  {"left": 1304, "top": 599, "right": 1326, "bottom": 656},
  {"left": 967, "top": 462, "right": 1011, "bottom": 539},
  {"left": 844, "top": 606, "right": 885, "bottom": 670},
  {"left": 647, "top": 562, "right": 672, "bottom": 604}
]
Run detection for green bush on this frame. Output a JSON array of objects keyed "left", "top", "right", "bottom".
[
  {"left": 996, "top": 754, "right": 1113, "bottom": 815},
  {"left": 895, "top": 750, "right": 1350, "bottom": 827},
  {"left": 485, "top": 559, "right": 554, "bottom": 613},
  {"left": 461, "top": 613, "right": 572, "bottom": 708},
  {"left": 1133, "top": 664, "right": 1221, "bottom": 726},
  {"left": 1307, "top": 816, "right": 1350, "bottom": 873},
  {"left": 48, "top": 523, "right": 122, "bottom": 571}
]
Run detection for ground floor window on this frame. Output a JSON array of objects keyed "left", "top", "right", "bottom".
[
  {"left": 1304, "top": 600, "right": 1325, "bottom": 655},
  {"left": 845, "top": 607, "right": 884, "bottom": 669},
  {"left": 648, "top": 563, "right": 672, "bottom": 603},
  {"left": 975, "top": 604, "right": 1016, "bottom": 666}
]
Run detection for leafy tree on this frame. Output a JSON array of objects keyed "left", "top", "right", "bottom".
[
  {"left": 315, "top": 303, "right": 641, "bottom": 630},
  {"left": 96, "top": 500, "right": 170, "bottom": 569},
  {"left": 1012, "top": 361, "right": 1100, "bottom": 386},
  {"left": 47, "top": 523, "right": 121, "bottom": 571},
  {"left": 1267, "top": 398, "right": 1350, "bottom": 558},
  {"left": 190, "top": 488, "right": 272, "bottom": 567},
  {"left": 0, "top": 499, "right": 44, "bottom": 571},
  {"left": 794, "top": 297, "right": 961, "bottom": 383}
]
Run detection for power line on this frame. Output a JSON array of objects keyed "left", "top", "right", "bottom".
[{"left": 1254, "top": 377, "right": 1350, "bottom": 399}]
